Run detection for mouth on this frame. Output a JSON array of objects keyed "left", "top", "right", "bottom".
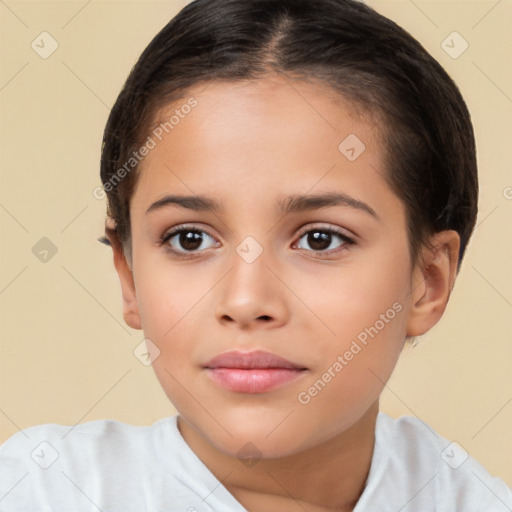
[{"left": 203, "top": 350, "right": 308, "bottom": 394}]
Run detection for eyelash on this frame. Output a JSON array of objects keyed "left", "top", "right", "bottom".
[{"left": 159, "top": 224, "right": 356, "bottom": 260}]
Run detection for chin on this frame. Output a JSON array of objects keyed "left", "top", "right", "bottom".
[{"left": 193, "top": 408, "right": 329, "bottom": 459}]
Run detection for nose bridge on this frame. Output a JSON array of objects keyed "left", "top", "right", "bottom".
[
  {"left": 228, "top": 234, "right": 275, "bottom": 302},
  {"left": 215, "top": 233, "right": 289, "bottom": 328}
]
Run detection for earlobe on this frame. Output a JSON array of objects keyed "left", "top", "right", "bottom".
[
  {"left": 406, "top": 230, "right": 460, "bottom": 337},
  {"left": 105, "top": 224, "right": 142, "bottom": 331}
]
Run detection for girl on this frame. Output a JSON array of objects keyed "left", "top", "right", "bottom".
[{"left": 1, "top": 0, "right": 511, "bottom": 510}]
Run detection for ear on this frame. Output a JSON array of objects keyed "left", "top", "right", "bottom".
[
  {"left": 406, "top": 230, "right": 460, "bottom": 337},
  {"left": 105, "top": 222, "right": 142, "bottom": 330}
]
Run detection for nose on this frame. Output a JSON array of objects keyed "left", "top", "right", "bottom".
[{"left": 214, "top": 248, "right": 290, "bottom": 331}]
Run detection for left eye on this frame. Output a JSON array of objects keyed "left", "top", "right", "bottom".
[{"left": 295, "top": 229, "right": 353, "bottom": 253}]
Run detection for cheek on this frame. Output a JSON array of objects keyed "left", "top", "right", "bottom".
[
  {"left": 132, "top": 250, "right": 216, "bottom": 341},
  {"left": 133, "top": 264, "right": 207, "bottom": 412},
  {"left": 292, "top": 251, "right": 411, "bottom": 404},
  {"left": 297, "top": 249, "right": 411, "bottom": 348},
  {"left": 292, "top": 286, "right": 409, "bottom": 446}
]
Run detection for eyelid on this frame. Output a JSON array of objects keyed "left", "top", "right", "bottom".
[
  {"left": 160, "top": 223, "right": 217, "bottom": 242},
  {"left": 294, "top": 223, "right": 356, "bottom": 243}
]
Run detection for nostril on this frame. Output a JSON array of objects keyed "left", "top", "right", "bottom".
[{"left": 258, "top": 315, "right": 272, "bottom": 321}]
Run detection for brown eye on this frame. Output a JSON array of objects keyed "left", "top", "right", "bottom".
[
  {"left": 162, "top": 228, "right": 218, "bottom": 254},
  {"left": 296, "top": 228, "right": 354, "bottom": 254},
  {"left": 305, "top": 231, "right": 332, "bottom": 251},
  {"left": 176, "top": 230, "right": 204, "bottom": 251}
]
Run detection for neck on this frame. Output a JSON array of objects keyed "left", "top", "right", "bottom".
[{"left": 178, "top": 402, "right": 379, "bottom": 511}]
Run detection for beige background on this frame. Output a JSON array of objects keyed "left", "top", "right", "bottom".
[{"left": 1, "top": 0, "right": 511, "bottom": 487}]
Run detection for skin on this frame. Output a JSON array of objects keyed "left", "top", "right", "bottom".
[{"left": 108, "top": 75, "right": 460, "bottom": 511}]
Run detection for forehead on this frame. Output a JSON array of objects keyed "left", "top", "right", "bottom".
[
  {"left": 150, "top": 75, "right": 378, "bottom": 159},
  {"left": 131, "top": 75, "right": 401, "bottom": 222}
]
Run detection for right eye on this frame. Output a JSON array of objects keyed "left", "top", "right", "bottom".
[{"left": 160, "top": 226, "right": 220, "bottom": 258}]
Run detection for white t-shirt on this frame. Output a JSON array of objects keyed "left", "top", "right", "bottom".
[{"left": 1, "top": 413, "right": 511, "bottom": 511}]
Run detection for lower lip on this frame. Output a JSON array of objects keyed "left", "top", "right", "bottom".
[{"left": 205, "top": 368, "right": 306, "bottom": 393}]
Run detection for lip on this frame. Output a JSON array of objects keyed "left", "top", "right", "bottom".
[{"left": 203, "top": 350, "right": 308, "bottom": 394}]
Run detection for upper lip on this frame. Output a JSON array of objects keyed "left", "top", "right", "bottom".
[{"left": 203, "top": 350, "right": 306, "bottom": 370}]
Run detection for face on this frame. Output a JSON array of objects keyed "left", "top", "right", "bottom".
[{"left": 116, "top": 75, "right": 450, "bottom": 459}]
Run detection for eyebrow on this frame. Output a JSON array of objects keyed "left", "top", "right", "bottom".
[{"left": 145, "top": 192, "right": 378, "bottom": 219}]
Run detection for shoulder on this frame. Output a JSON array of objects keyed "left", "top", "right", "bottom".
[
  {"left": 0, "top": 417, "right": 179, "bottom": 511},
  {"left": 1, "top": 416, "right": 176, "bottom": 464},
  {"left": 355, "top": 413, "right": 512, "bottom": 512}
]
